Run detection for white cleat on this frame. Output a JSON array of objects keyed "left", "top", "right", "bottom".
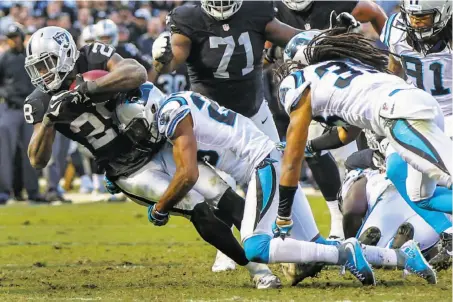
[
  {"left": 211, "top": 250, "right": 236, "bottom": 272},
  {"left": 253, "top": 274, "right": 282, "bottom": 289}
]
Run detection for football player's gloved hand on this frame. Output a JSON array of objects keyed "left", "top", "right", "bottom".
[
  {"left": 329, "top": 11, "right": 360, "bottom": 30},
  {"left": 152, "top": 32, "right": 173, "bottom": 65},
  {"left": 273, "top": 216, "right": 293, "bottom": 239},
  {"left": 148, "top": 204, "right": 170, "bottom": 226},
  {"left": 264, "top": 45, "right": 278, "bottom": 64},
  {"left": 68, "top": 74, "right": 92, "bottom": 104},
  {"left": 104, "top": 175, "right": 121, "bottom": 195}
]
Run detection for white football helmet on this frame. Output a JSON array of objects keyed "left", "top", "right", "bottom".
[
  {"left": 115, "top": 83, "right": 166, "bottom": 145},
  {"left": 282, "top": 0, "right": 313, "bottom": 11},
  {"left": 80, "top": 24, "right": 97, "bottom": 46},
  {"left": 96, "top": 19, "right": 119, "bottom": 47},
  {"left": 283, "top": 30, "right": 322, "bottom": 66},
  {"left": 25, "top": 26, "right": 80, "bottom": 93},
  {"left": 400, "top": 0, "right": 452, "bottom": 41},
  {"left": 200, "top": 0, "right": 243, "bottom": 20}
]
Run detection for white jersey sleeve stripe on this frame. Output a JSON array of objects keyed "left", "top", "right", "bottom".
[
  {"left": 166, "top": 108, "right": 191, "bottom": 138},
  {"left": 382, "top": 13, "right": 398, "bottom": 48}
]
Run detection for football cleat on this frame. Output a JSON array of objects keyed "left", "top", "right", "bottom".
[
  {"left": 211, "top": 250, "right": 236, "bottom": 272},
  {"left": 399, "top": 240, "right": 437, "bottom": 284},
  {"left": 428, "top": 231, "right": 452, "bottom": 271},
  {"left": 281, "top": 262, "right": 324, "bottom": 286},
  {"left": 253, "top": 274, "right": 282, "bottom": 289},
  {"left": 358, "top": 226, "right": 381, "bottom": 246},
  {"left": 390, "top": 222, "right": 414, "bottom": 249},
  {"left": 338, "top": 238, "right": 376, "bottom": 286}
]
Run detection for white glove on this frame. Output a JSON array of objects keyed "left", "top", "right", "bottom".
[{"left": 152, "top": 32, "right": 173, "bottom": 65}]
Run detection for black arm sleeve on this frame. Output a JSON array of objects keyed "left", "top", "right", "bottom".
[
  {"left": 344, "top": 149, "right": 379, "bottom": 171},
  {"left": 308, "top": 127, "right": 344, "bottom": 152}
]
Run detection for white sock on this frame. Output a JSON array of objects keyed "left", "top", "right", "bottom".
[
  {"left": 245, "top": 262, "right": 272, "bottom": 277},
  {"left": 362, "top": 245, "right": 398, "bottom": 267},
  {"left": 269, "top": 237, "right": 339, "bottom": 264},
  {"left": 92, "top": 174, "right": 103, "bottom": 191},
  {"left": 327, "top": 200, "right": 344, "bottom": 237}
]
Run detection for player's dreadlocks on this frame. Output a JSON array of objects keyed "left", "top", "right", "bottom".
[
  {"left": 275, "top": 27, "right": 391, "bottom": 84},
  {"left": 306, "top": 27, "right": 390, "bottom": 73}
]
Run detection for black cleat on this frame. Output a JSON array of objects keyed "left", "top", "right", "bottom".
[
  {"left": 45, "top": 191, "right": 72, "bottom": 204},
  {"left": 390, "top": 222, "right": 415, "bottom": 249},
  {"left": 429, "top": 232, "right": 452, "bottom": 271},
  {"left": 281, "top": 262, "right": 324, "bottom": 286},
  {"left": 358, "top": 226, "right": 381, "bottom": 246},
  {"left": 28, "top": 193, "right": 49, "bottom": 204}
]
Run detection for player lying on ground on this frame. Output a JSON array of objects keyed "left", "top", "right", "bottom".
[
  {"left": 22, "top": 26, "right": 282, "bottom": 289},
  {"left": 110, "top": 84, "right": 439, "bottom": 286},
  {"left": 340, "top": 149, "right": 450, "bottom": 265}
]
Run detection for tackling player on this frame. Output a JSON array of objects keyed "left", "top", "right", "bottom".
[
  {"left": 276, "top": 28, "right": 452, "bottom": 279},
  {"left": 273, "top": 0, "right": 388, "bottom": 240}
]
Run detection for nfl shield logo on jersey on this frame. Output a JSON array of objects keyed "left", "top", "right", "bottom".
[
  {"left": 223, "top": 24, "right": 230, "bottom": 31},
  {"left": 304, "top": 23, "right": 311, "bottom": 30}
]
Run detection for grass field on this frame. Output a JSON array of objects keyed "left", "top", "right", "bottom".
[{"left": 0, "top": 197, "right": 451, "bottom": 301}]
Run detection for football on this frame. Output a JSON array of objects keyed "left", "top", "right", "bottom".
[
  {"left": 69, "top": 69, "right": 109, "bottom": 90},
  {"left": 69, "top": 70, "right": 114, "bottom": 103}
]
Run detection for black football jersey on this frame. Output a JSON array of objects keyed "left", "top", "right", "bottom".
[
  {"left": 275, "top": 0, "right": 358, "bottom": 30},
  {"left": 24, "top": 42, "right": 156, "bottom": 178},
  {"left": 155, "top": 64, "right": 190, "bottom": 94},
  {"left": 115, "top": 42, "right": 153, "bottom": 71},
  {"left": 168, "top": 2, "right": 275, "bottom": 117}
]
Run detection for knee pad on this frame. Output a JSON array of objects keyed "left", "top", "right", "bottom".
[{"left": 243, "top": 234, "right": 272, "bottom": 263}]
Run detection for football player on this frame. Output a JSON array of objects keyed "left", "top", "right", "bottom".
[
  {"left": 381, "top": 0, "right": 451, "bottom": 136},
  {"left": 152, "top": 1, "right": 301, "bottom": 143},
  {"left": 276, "top": 29, "right": 452, "bottom": 280},
  {"left": 79, "top": 24, "right": 97, "bottom": 46},
  {"left": 23, "top": 26, "right": 281, "bottom": 289},
  {"left": 340, "top": 149, "right": 446, "bottom": 255},
  {"left": 273, "top": 0, "right": 388, "bottom": 240},
  {"left": 379, "top": 0, "right": 452, "bottom": 268},
  {"left": 95, "top": 19, "right": 154, "bottom": 81},
  {"left": 111, "top": 85, "right": 439, "bottom": 286}
]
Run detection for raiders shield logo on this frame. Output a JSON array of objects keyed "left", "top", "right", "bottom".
[{"left": 53, "top": 32, "right": 70, "bottom": 47}]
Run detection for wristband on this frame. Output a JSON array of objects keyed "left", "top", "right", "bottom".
[{"left": 278, "top": 185, "right": 298, "bottom": 217}]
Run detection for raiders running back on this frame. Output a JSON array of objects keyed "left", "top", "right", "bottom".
[
  {"left": 24, "top": 42, "right": 158, "bottom": 178},
  {"left": 168, "top": 2, "right": 275, "bottom": 117},
  {"left": 156, "top": 91, "right": 276, "bottom": 184},
  {"left": 381, "top": 12, "right": 452, "bottom": 116}
]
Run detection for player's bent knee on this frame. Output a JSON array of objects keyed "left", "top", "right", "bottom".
[{"left": 243, "top": 234, "right": 272, "bottom": 263}]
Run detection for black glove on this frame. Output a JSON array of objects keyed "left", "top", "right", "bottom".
[
  {"left": 44, "top": 90, "right": 74, "bottom": 124},
  {"left": 70, "top": 74, "right": 92, "bottom": 104},
  {"left": 329, "top": 11, "right": 361, "bottom": 30}
]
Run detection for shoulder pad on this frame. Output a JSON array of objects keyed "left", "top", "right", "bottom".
[
  {"left": 24, "top": 89, "right": 50, "bottom": 124},
  {"left": 83, "top": 42, "right": 116, "bottom": 67},
  {"left": 278, "top": 70, "right": 311, "bottom": 115},
  {"left": 157, "top": 94, "right": 191, "bottom": 139},
  {"left": 168, "top": 4, "right": 200, "bottom": 37}
]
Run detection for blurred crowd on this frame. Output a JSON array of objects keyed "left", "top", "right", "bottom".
[{"left": 0, "top": 0, "right": 400, "bottom": 205}]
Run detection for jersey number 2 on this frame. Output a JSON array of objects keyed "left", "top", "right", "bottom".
[
  {"left": 209, "top": 32, "right": 254, "bottom": 79},
  {"left": 92, "top": 42, "right": 114, "bottom": 57}
]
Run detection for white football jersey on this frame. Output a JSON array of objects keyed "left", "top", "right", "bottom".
[
  {"left": 381, "top": 13, "right": 452, "bottom": 116},
  {"left": 156, "top": 91, "right": 276, "bottom": 184},
  {"left": 279, "top": 59, "right": 413, "bottom": 133}
]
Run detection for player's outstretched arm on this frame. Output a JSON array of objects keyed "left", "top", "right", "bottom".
[
  {"left": 265, "top": 18, "right": 302, "bottom": 48},
  {"left": 155, "top": 115, "right": 199, "bottom": 214},
  {"left": 352, "top": 1, "right": 388, "bottom": 35},
  {"left": 27, "top": 119, "right": 56, "bottom": 169},
  {"left": 84, "top": 54, "right": 147, "bottom": 95}
]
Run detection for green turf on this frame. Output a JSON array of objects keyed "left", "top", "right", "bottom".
[{"left": 0, "top": 198, "right": 450, "bottom": 301}]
